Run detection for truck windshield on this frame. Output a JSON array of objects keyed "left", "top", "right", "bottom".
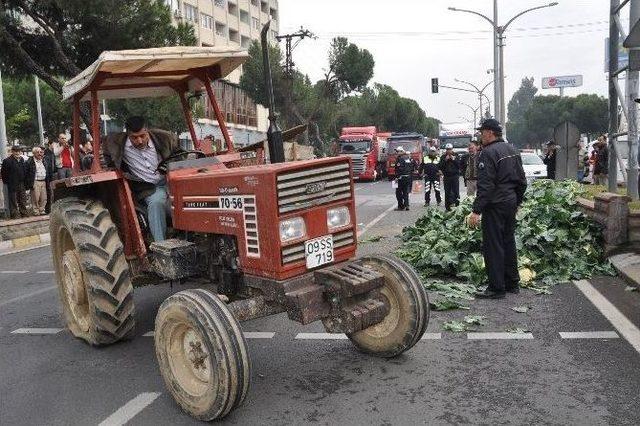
[
  {"left": 388, "top": 140, "right": 421, "bottom": 153},
  {"left": 339, "top": 140, "right": 371, "bottom": 153},
  {"left": 442, "top": 137, "right": 472, "bottom": 148}
]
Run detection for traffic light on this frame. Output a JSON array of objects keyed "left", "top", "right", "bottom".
[{"left": 431, "top": 78, "right": 439, "bottom": 94}]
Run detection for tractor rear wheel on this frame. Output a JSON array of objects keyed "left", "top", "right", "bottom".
[
  {"left": 50, "top": 197, "right": 135, "bottom": 345},
  {"left": 347, "top": 254, "right": 429, "bottom": 358},
  {"left": 154, "top": 289, "right": 250, "bottom": 421}
]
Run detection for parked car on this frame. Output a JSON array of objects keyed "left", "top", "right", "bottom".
[{"left": 520, "top": 151, "right": 547, "bottom": 183}]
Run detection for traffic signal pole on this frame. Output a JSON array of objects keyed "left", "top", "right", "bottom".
[{"left": 628, "top": 0, "right": 640, "bottom": 199}]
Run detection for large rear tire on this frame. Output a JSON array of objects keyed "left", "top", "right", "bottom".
[
  {"left": 50, "top": 197, "right": 135, "bottom": 345},
  {"left": 347, "top": 254, "right": 429, "bottom": 358},
  {"left": 155, "top": 289, "right": 250, "bottom": 421}
]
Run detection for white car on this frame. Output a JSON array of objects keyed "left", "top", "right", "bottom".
[{"left": 520, "top": 152, "right": 547, "bottom": 183}]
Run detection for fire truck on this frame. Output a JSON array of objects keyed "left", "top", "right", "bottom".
[
  {"left": 386, "top": 133, "right": 426, "bottom": 179},
  {"left": 336, "top": 127, "right": 388, "bottom": 181}
]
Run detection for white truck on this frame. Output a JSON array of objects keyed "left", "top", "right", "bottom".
[{"left": 439, "top": 122, "right": 475, "bottom": 155}]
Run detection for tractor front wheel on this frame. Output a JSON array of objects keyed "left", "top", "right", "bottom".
[
  {"left": 50, "top": 197, "right": 135, "bottom": 345},
  {"left": 347, "top": 254, "right": 429, "bottom": 358},
  {"left": 154, "top": 289, "right": 250, "bottom": 421}
]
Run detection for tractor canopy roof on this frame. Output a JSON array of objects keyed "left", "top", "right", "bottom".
[{"left": 62, "top": 46, "right": 249, "bottom": 102}]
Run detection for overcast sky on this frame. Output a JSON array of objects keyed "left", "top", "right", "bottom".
[{"left": 279, "top": 0, "right": 614, "bottom": 125}]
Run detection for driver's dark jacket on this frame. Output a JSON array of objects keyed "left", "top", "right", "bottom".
[
  {"left": 103, "top": 128, "right": 182, "bottom": 200},
  {"left": 472, "top": 138, "right": 527, "bottom": 214}
]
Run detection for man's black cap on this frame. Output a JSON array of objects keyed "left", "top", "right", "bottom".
[
  {"left": 475, "top": 118, "right": 502, "bottom": 132},
  {"left": 10, "top": 145, "right": 22, "bottom": 152},
  {"left": 546, "top": 140, "right": 554, "bottom": 146}
]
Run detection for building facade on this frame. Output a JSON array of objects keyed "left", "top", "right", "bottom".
[{"left": 163, "top": 0, "right": 280, "bottom": 147}]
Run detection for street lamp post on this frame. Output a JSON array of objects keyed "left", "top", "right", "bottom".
[
  {"left": 454, "top": 78, "right": 493, "bottom": 121},
  {"left": 449, "top": 1, "right": 559, "bottom": 130},
  {"left": 458, "top": 101, "right": 480, "bottom": 127}
]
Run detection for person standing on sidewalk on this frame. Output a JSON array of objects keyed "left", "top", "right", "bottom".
[
  {"left": 419, "top": 146, "right": 441, "bottom": 207},
  {"left": 393, "top": 146, "right": 416, "bottom": 211},
  {"left": 43, "top": 139, "right": 57, "bottom": 214},
  {"left": 543, "top": 141, "right": 556, "bottom": 179},
  {"left": 439, "top": 143, "right": 461, "bottom": 211},
  {"left": 466, "top": 119, "right": 527, "bottom": 299},
  {"left": 25, "top": 147, "right": 48, "bottom": 215},
  {"left": 593, "top": 135, "right": 609, "bottom": 186},
  {"left": 465, "top": 141, "right": 479, "bottom": 196},
  {"left": 54, "top": 133, "right": 74, "bottom": 179},
  {"left": 1, "top": 146, "right": 30, "bottom": 218}
]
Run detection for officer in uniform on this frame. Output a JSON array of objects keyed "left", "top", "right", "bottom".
[
  {"left": 393, "top": 146, "right": 416, "bottom": 211},
  {"left": 467, "top": 119, "right": 527, "bottom": 299},
  {"left": 439, "top": 143, "right": 461, "bottom": 211},
  {"left": 419, "top": 146, "right": 441, "bottom": 206}
]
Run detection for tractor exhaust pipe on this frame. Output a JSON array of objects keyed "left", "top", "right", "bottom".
[{"left": 261, "top": 21, "right": 285, "bottom": 164}]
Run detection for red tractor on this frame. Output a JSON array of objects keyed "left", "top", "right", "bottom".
[{"left": 50, "top": 27, "right": 429, "bottom": 421}]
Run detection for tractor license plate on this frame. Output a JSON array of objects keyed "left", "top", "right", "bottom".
[{"left": 305, "top": 235, "right": 334, "bottom": 269}]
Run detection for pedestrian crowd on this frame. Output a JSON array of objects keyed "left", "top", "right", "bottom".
[{"left": 0, "top": 132, "right": 93, "bottom": 219}]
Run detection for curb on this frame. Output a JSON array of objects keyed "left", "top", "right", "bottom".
[
  {"left": 609, "top": 253, "right": 640, "bottom": 289},
  {"left": 0, "top": 233, "right": 50, "bottom": 256}
]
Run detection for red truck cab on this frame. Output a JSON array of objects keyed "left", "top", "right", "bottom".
[
  {"left": 338, "top": 126, "right": 386, "bottom": 181},
  {"left": 386, "top": 133, "right": 426, "bottom": 179}
]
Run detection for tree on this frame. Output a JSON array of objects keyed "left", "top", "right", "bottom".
[
  {"left": 0, "top": 1, "right": 196, "bottom": 94},
  {"left": 107, "top": 96, "right": 195, "bottom": 137},
  {"left": 506, "top": 77, "right": 537, "bottom": 147},
  {"left": 571, "top": 94, "right": 608, "bottom": 140}
]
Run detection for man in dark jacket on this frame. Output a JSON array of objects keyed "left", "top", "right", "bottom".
[
  {"left": 439, "top": 143, "right": 461, "bottom": 211},
  {"left": 393, "top": 146, "right": 417, "bottom": 211},
  {"left": 1, "top": 145, "right": 30, "bottom": 218},
  {"left": 103, "top": 116, "right": 184, "bottom": 241},
  {"left": 593, "top": 135, "right": 609, "bottom": 185},
  {"left": 543, "top": 141, "right": 557, "bottom": 179},
  {"left": 43, "top": 139, "right": 57, "bottom": 214},
  {"left": 419, "top": 146, "right": 441, "bottom": 206},
  {"left": 467, "top": 119, "right": 527, "bottom": 299}
]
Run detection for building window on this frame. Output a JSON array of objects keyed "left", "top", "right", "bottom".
[
  {"left": 251, "top": 0, "right": 258, "bottom": 6},
  {"left": 184, "top": 3, "right": 198, "bottom": 23},
  {"left": 201, "top": 13, "right": 213, "bottom": 29},
  {"left": 215, "top": 21, "right": 227, "bottom": 37},
  {"left": 240, "top": 9, "right": 249, "bottom": 24},
  {"left": 269, "top": 7, "right": 277, "bottom": 20},
  {"left": 260, "top": 1, "right": 268, "bottom": 13},
  {"left": 214, "top": 0, "right": 225, "bottom": 7},
  {"left": 252, "top": 17, "right": 260, "bottom": 29},
  {"left": 228, "top": 1, "right": 238, "bottom": 16},
  {"left": 229, "top": 28, "right": 239, "bottom": 43},
  {"left": 241, "top": 35, "right": 251, "bottom": 48}
]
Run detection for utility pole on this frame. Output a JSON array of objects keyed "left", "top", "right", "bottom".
[
  {"left": 493, "top": 0, "right": 500, "bottom": 123},
  {"left": 275, "top": 27, "right": 315, "bottom": 77},
  {"left": 0, "top": 69, "right": 7, "bottom": 217},
  {"left": 34, "top": 76, "right": 45, "bottom": 146},
  {"left": 628, "top": 0, "right": 640, "bottom": 198}
]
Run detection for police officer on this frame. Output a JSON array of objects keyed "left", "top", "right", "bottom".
[
  {"left": 467, "top": 119, "right": 527, "bottom": 299},
  {"left": 394, "top": 146, "right": 416, "bottom": 211},
  {"left": 439, "top": 143, "right": 461, "bottom": 211},
  {"left": 419, "top": 146, "right": 441, "bottom": 206}
]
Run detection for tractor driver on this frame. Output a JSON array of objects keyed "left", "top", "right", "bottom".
[{"left": 104, "top": 116, "right": 183, "bottom": 242}]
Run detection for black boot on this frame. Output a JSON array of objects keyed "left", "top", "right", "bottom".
[{"left": 475, "top": 289, "right": 506, "bottom": 299}]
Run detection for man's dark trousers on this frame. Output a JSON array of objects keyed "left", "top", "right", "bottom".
[
  {"left": 443, "top": 176, "right": 460, "bottom": 211},
  {"left": 395, "top": 176, "right": 411, "bottom": 209},
  {"left": 8, "top": 183, "right": 29, "bottom": 218},
  {"left": 482, "top": 202, "right": 519, "bottom": 292}
]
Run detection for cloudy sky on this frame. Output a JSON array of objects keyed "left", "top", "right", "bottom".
[{"left": 279, "top": 0, "right": 615, "bottom": 125}]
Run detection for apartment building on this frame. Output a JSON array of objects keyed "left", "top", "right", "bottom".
[{"left": 163, "top": 0, "right": 280, "bottom": 147}]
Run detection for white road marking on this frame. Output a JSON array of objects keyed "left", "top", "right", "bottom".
[
  {"left": 0, "top": 270, "right": 28, "bottom": 274},
  {"left": 357, "top": 204, "right": 397, "bottom": 238},
  {"left": 36, "top": 270, "right": 55, "bottom": 274},
  {"left": 11, "top": 328, "right": 63, "bottom": 335},
  {"left": 295, "top": 333, "right": 348, "bottom": 340},
  {"left": 559, "top": 331, "right": 620, "bottom": 339},
  {"left": 98, "top": 392, "right": 161, "bottom": 426},
  {"left": 243, "top": 332, "right": 275, "bottom": 339},
  {"left": 575, "top": 280, "right": 640, "bottom": 354},
  {"left": 420, "top": 333, "right": 442, "bottom": 340},
  {"left": 0, "top": 285, "right": 57, "bottom": 309},
  {"left": 0, "top": 243, "right": 50, "bottom": 257},
  {"left": 142, "top": 331, "right": 155, "bottom": 337},
  {"left": 467, "top": 332, "right": 534, "bottom": 340}
]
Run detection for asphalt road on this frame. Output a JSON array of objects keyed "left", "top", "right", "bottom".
[{"left": 1, "top": 179, "right": 640, "bottom": 425}]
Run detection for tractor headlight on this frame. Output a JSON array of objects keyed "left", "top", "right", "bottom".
[
  {"left": 327, "top": 207, "right": 351, "bottom": 231},
  {"left": 279, "top": 217, "right": 306, "bottom": 243}
]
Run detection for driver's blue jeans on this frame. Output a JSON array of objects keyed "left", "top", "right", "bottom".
[{"left": 145, "top": 184, "right": 168, "bottom": 242}]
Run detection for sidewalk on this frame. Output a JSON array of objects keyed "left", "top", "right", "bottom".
[
  {"left": 0, "top": 215, "right": 50, "bottom": 254},
  {"left": 609, "top": 253, "right": 640, "bottom": 290}
]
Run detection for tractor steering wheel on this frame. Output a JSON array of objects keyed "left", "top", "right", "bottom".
[{"left": 157, "top": 150, "right": 206, "bottom": 174}]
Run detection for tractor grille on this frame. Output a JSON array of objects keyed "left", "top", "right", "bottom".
[
  {"left": 349, "top": 155, "right": 366, "bottom": 175},
  {"left": 281, "top": 229, "right": 355, "bottom": 265},
  {"left": 276, "top": 162, "right": 352, "bottom": 214}
]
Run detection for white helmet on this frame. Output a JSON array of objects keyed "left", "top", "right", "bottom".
[
  {"left": 395, "top": 146, "right": 406, "bottom": 153},
  {"left": 445, "top": 143, "right": 453, "bottom": 149}
]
